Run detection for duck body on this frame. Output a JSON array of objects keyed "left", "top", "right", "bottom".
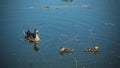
[
  {"left": 60, "top": 47, "right": 74, "bottom": 53},
  {"left": 85, "top": 48, "right": 98, "bottom": 52},
  {"left": 24, "top": 29, "right": 40, "bottom": 42}
]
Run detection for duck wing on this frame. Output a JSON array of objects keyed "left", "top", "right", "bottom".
[
  {"left": 30, "top": 33, "right": 36, "bottom": 39},
  {"left": 24, "top": 30, "right": 31, "bottom": 36},
  {"left": 24, "top": 30, "right": 36, "bottom": 39}
]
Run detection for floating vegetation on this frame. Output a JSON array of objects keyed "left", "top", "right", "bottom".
[
  {"left": 70, "top": 35, "right": 80, "bottom": 42},
  {"left": 60, "top": 34, "right": 68, "bottom": 37},
  {"left": 104, "top": 22, "right": 115, "bottom": 26},
  {"left": 61, "top": 0, "right": 73, "bottom": 2},
  {"left": 41, "top": 4, "right": 88, "bottom": 10}
]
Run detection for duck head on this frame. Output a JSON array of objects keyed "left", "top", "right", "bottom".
[
  {"left": 34, "top": 29, "right": 39, "bottom": 34},
  {"left": 94, "top": 45, "right": 99, "bottom": 50},
  {"left": 60, "top": 47, "right": 65, "bottom": 52}
]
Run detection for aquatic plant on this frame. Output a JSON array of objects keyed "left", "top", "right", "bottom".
[
  {"left": 74, "top": 56, "right": 78, "bottom": 68},
  {"left": 61, "top": 0, "right": 73, "bottom": 2}
]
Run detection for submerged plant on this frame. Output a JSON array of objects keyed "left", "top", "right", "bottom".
[{"left": 74, "top": 56, "right": 78, "bottom": 68}]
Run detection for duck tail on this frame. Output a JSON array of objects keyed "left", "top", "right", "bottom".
[
  {"left": 71, "top": 49, "right": 74, "bottom": 52},
  {"left": 24, "top": 31, "right": 27, "bottom": 36}
]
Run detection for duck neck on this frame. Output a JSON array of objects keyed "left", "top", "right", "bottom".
[{"left": 35, "top": 34, "right": 40, "bottom": 41}]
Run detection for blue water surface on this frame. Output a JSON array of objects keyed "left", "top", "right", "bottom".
[{"left": 0, "top": 0, "right": 120, "bottom": 68}]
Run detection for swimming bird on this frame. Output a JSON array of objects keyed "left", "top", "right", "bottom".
[
  {"left": 60, "top": 47, "right": 74, "bottom": 53},
  {"left": 85, "top": 45, "right": 99, "bottom": 52},
  {"left": 24, "top": 29, "right": 40, "bottom": 42}
]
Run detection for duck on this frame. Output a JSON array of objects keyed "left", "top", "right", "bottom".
[
  {"left": 85, "top": 45, "right": 99, "bottom": 52},
  {"left": 24, "top": 29, "right": 40, "bottom": 42},
  {"left": 60, "top": 47, "right": 74, "bottom": 53}
]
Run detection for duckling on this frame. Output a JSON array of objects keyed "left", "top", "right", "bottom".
[
  {"left": 85, "top": 45, "right": 99, "bottom": 52},
  {"left": 24, "top": 29, "right": 40, "bottom": 42},
  {"left": 60, "top": 47, "right": 74, "bottom": 53}
]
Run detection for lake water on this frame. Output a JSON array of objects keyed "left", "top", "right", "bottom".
[{"left": 0, "top": 0, "right": 120, "bottom": 68}]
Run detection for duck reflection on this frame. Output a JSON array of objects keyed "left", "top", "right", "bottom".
[
  {"left": 33, "top": 42, "right": 39, "bottom": 52},
  {"left": 92, "top": 51, "right": 99, "bottom": 55},
  {"left": 28, "top": 41, "right": 40, "bottom": 52},
  {"left": 61, "top": 0, "right": 73, "bottom": 2}
]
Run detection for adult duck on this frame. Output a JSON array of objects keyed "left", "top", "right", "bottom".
[{"left": 24, "top": 29, "right": 40, "bottom": 42}]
